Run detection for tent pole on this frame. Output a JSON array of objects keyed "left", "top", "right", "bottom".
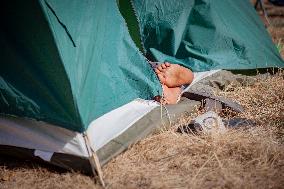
[{"left": 83, "top": 133, "right": 106, "bottom": 187}]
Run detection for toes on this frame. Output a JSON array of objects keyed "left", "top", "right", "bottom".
[
  {"left": 154, "top": 68, "right": 161, "bottom": 74},
  {"left": 158, "top": 64, "right": 169, "bottom": 72},
  {"left": 161, "top": 63, "right": 167, "bottom": 69},
  {"left": 165, "top": 62, "right": 171, "bottom": 67},
  {"left": 157, "top": 65, "right": 164, "bottom": 72}
]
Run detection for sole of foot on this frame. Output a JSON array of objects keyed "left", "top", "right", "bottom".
[{"left": 155, "top": 62, "right": 194, "bottom": 88}]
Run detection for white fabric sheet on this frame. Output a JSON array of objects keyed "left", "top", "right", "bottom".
[
  {"left": 86, "top": 99, "right": 159, "bottom": 151},
  {"left": 183, "top": 70, "right": 221, "bottom": 92},
  {"left": 0, "top": 116, "right": 88, "bottom": 157},
  {"left": 34, "top": 150, "right": 54, "bottom": 161}
]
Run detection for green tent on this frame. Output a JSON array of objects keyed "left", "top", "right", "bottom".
[
  {"left": 130, "top": 0, "right": 283, "bottom": 71},
  {"left": 0, "top": 0, "right": 161, "bottom": 132},
  {"left": 0, "top": 0, "right": 283, "bottom": 174}
]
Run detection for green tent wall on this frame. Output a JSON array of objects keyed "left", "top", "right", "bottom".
[
  {"left": 0, "top": 0, "right": 161, "bottom": 132},
  {"left": 131, "top": 0, "right": 284, "bottom": 71}
]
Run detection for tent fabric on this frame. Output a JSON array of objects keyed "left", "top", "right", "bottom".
[
  {"left": 131, "top": 0, "right": 284, "bottom": 71},
  {"left": 0, "top": 0, "right": 161, "bottom": 132},
  {"left": 0, "top": 115, "right": 88, "bottom": 157},
  {"left": 0, "top": 99, "right": 159, "bottom": 160},
  {"left": 0, "top": 0, "right": 82, "bottom": 131},
  {"left": 1, "top": 0, "right": 283, "bottom": 133},
  {"left": 0, "top": 145, "right": 92, "bottom": 174}
]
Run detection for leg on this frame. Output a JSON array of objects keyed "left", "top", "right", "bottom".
[
  {"left": 153, "top": 85, "right": 182, "bottom": 105},
  {"left": 155, "top": 85, "right": 182, "bottom": 105}
]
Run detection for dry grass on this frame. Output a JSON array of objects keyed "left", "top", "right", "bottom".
[
  {"left": 102, "top": 71, "right": 284, "bottom": 189},
  {"left": 0, "top": 164, "right": 95, "bottom": 189},
  {"left": 1, "top": 2, "right": 284, "bottom": 189}
]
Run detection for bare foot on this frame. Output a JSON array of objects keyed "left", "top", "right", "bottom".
[
  {"left": 160, "top": 85, "right": 182, "bottom": 104},
  {"left": 155, "top": 62, "right": 194, "bottom": 88}
]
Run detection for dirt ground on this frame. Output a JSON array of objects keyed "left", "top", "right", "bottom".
[{"left": 1, "top": 2, "right": 284, "bottom": 189}]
